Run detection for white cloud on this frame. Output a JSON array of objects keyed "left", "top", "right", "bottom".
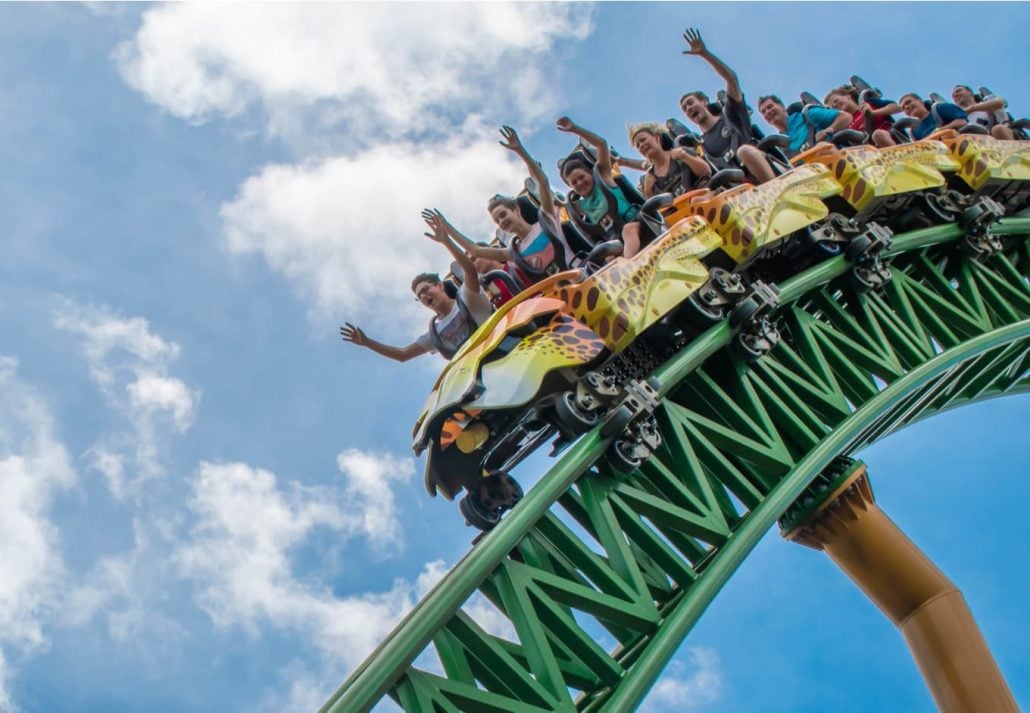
[
  {"left": 53, "top": 301, "right": 199, "bottom": 498},
  {"left": 337, "top": 448, "right": 416, "bottom": 550},
  {"left": 115, "top": 3, "right": 593, "bottom": 143},
  {"left": 0, "top": 357, "right": 77, "bottom": 710},
  {"left": 642, "top": 647, "right": 723, "bottom": 711},
  {"left": 116, "top": 5, "right": 596, "bottom": 329},
  {"left": 221, "top": 137, "right": 529, "bottom": 333},
  {"left": 177, "top": 457, "right": 420, "bottom": 670},
  {"left": 63, "top": 518, "right": 188, "bottom": 656}
]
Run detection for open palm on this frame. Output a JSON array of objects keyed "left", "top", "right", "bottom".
[{"left": 682, "top": 28, "right": 706, "bottom": 55}]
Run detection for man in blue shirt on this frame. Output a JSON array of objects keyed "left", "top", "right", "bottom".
[
  {"left": 757, "top": 95, "right": 851, "bottom": 157},
  {"left": 899, "top": 93, "right": 968, "bottom": 140}
]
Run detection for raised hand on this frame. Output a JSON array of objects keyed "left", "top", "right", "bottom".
[
  {"left": 421, "top": 209, "right": 448, "bottom": 242},
  {"left": 498, "top": 125, "right": 526, "bottom": 154},
  {"left": 555, "top": 116, "right": 577, "bottom": 133},
  {"left": 340, "top": 322, "right": 368, "bottom": 347},
  {"left": 682, "top": 27, "right": 707, "bottom": 55}
]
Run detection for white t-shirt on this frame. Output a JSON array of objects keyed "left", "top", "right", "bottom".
[
  {"left": 967, "top": 95, "right": 1008, "bottom": 129},
  {"left": 415, "top": 281, "right": 493, "bottom": 356}
]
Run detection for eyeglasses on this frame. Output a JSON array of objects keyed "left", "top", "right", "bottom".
[{"left": 414, "top": 286, "right": 433, "bottom": 303}]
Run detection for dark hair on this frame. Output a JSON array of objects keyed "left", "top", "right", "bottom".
[
  {"left": 900, "top": 92, "right": 923, "bottom": 104},
  {"left": 411, "top": 272, "right": 440, "bottom": 293},
  {"left": 953, "top": 84, "right": 974, "bottom": 94},
  {"left": 560, "top": 157, "right": 592, "bottom": 180},
  {"left": 824, "top": 85, "right": 858, "bottom": 104},
  {"left": 758, "top": 94, "right": 784, "bottom": 108},
  {"left": 679, "top": 90, "right": 709, "bottom": 106},
  {"left": 679, "top": 91, "right": 721, "bottom": 117},
  {"left": 487, "top": 194, "right": 517, "bottom": 213}
]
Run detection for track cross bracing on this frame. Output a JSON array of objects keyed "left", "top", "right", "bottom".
[{"left": 320, "top": 218, "right": 1030, "bottom": 713}]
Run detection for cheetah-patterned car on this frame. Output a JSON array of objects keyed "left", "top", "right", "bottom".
[{"left": 412, "top": 216, "right": 726, "bottom": 529}]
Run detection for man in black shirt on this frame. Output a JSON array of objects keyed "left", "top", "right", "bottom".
[{"left": 679, "top": 28, "right": 776, "bottom": 183}]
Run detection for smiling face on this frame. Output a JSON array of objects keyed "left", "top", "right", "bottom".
[
  {"left": 489, "top": 203, "right": 528, "bottom": 237},
  {"left": 563, "top": 166, "right": 595, "bottom": 197},
  {"left": 632, "top": 130, "right": 662, "bottom": 160},
  {"left": 758, "top": 98, "right": 787, "bottom": 129},
  {"left": 826, "top": 92, "right": 858, "bottom": 113},
  {"left": 899, "top": 94, "right": 927, "bottom": 119},
  {"left": 951, "top": 85, "right": 975, "bottom": 108}
]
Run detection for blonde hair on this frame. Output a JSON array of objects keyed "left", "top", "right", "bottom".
[{"left": 627, "top": 121, "right": 664, "bottom": 145}]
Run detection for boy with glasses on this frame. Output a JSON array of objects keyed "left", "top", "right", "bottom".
[{"left": 341, "top": 219, "right": 493, "bottom": 362}]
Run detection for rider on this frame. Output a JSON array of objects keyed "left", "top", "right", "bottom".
[
  {"left": 420, "top": 208, "right": 523, "bottom": 308},
  {"left": 757, "top": 95, "right": 851, "bottom": 157},
  {"left": 340, "top": 225, "right": 493, "bottom": 362},
  {"left": 556, "top": 116, "right": 647, "bottom": 258},
  {"left": 629, "top": 122, "right": 712, "bottom": 198},
  {"left": 459, "top": 126, "right": 573, "bottom": 282},
  {"left": 823, "top": 85, "right": 898, "bottom": 147},
  {"left": 678, "top": 28, "right": 776, "bottom": 183},
  {"left": 950, "top": 85, "right": 1015, "bottom": 140},
  {"left": 898, "top": 93, "right": 968, "bottom": 140}
]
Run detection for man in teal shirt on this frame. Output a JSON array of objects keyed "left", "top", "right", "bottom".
[{"left": 758, "top": 95, "right": 851, "bottom": 157}]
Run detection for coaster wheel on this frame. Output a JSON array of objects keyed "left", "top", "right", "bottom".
[
  {"left": 554, "top": 391, "right": 600, "bottom": 435},
  {"left": 608, "top": 436, "right": 645, "bottom": 473},
  {"left": 459, "top": 491, "right": 501, "bottom": 531}
]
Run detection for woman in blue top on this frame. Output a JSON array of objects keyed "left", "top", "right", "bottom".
[{"left": 556, "top": 117, "right": 647, "bottom": 258}]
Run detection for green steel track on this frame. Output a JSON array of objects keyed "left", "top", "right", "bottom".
[{"left": 320, "top": 218, "right": 1030, "bottom": 713}]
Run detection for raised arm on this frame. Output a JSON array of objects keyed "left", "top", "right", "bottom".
[
  {"left": 422, "top": 209, "right": 508, "bottom": 262},
  {"left": 422, "top": 211, "right": 482, "bottom": 295},
  {"left": 556, "top": 116, "right": 613, "bottom": 180},
  {"left": 340, "top": 323, "right": 428, "bottom": 362},
  {"left": 683, "top": 28, "right": 742, "bottom": 102},
  {"left": 498, "top": 125, "right": 556, "bottom": 217}
]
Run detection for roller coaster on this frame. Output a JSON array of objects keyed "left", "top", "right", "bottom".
[{"left": 330, "top": 111, "right": 1030, "bottom": 711}]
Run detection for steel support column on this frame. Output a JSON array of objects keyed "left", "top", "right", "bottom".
[{"left": 783, "top": 460, "right": 1018, "bottom": 713}]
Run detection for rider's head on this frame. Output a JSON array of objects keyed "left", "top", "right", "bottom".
[
  {"left": 951, "top": 84, "right": 976, "bottom": 108},
  {"left": 679, "top": 91, "right": 715, "bottom": 127},
  {"left": 628, "top": 122, "right": 665, "bottom": 161},
  {"left": 824, "top": 85, "right": 859, "bottom": 113},
  {"left": 758, "top": 95, "right": 788, "bottom": 129},
  {"left": 487, "top": 195, "right": 531, "bottom": 238},
  {"left": 560, "top": 157, "right": 595, "bottom": 197},
  {"left": 899, "top": 93, "right": 929, "bottom": 119},
  {"left": 411, "top": 272, "right": 453, "bottom": 316}
]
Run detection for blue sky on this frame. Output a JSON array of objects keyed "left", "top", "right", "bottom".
[{"left": 0, "top": 3, "right": 1027, "bottom": 712}]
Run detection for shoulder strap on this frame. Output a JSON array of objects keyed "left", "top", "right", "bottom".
[{"left": 427, "top": 294, "right": 474, "bottom": 360}]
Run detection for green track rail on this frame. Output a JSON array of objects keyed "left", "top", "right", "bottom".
[{"left": 321, "top": 218, "right": 1030, "bottom": 713}]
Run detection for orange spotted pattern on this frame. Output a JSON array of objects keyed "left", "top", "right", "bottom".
[
  {"left": 936, "top": 131, "right": 1030, "bottom": 191},
  {"left": 797, "top": 140, "right": 957, "bottom": 214},
  {"left": 669, "top": 164, "right": 842, "bottom": 264}
]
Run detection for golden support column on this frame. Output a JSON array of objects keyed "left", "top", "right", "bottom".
[{"left": 780, "top": 458, "right": 1017, "bottom": 713}]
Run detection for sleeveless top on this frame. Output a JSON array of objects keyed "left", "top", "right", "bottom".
[{"left": 648, "top": 158, "right": 696, "bottom": 197}]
